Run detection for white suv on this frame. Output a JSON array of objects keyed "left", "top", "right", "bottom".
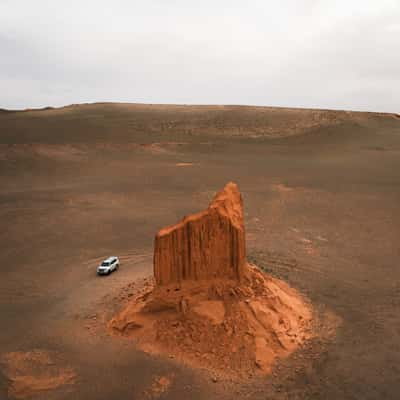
[{"left": 97, "top": 256, "right": 120, "bottom": 275}]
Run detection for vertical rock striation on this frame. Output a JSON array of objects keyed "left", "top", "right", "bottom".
[
  {"left": 110, "top": 181, "right": 315, "bottom": 377},
  {"left": 154, "top": 182, "right": 246, "bottom": 285}
]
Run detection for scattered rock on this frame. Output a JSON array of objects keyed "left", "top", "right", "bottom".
[
  {"left": 109, "top": 182, "right": 314, "bottom": 378},
  {"left": 144, "top": 374, "right": 174, "bottom": 399}
]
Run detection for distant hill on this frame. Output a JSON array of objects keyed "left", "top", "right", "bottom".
[{"left": 0, "top": 102, "right": 398, "bottom": 145}]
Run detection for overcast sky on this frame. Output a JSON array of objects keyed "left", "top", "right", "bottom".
[{"left": 1, "top": 0, "right": 399, "bottom": 112}]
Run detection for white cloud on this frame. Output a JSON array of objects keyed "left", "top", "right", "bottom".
[{"left": 0, "top": 0, "right": 399, "bottom": 111}]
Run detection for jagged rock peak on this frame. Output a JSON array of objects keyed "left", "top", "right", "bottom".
[
  {"left": 154, "top": 182, "right": 246, "bottom": 286},
  {"left": 208, "top": 182, "right": 244, "bottom": 229}
]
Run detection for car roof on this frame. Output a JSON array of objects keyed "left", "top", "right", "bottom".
[{"left": 103, "top": 256, "right": 117, "bottom": 262}]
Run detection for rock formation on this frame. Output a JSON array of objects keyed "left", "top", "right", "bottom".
[
  {"left": 109, "top": 182, "right": 314, "bottom": 378},
  {"left": 154, "top": 182, "right": 246, "bottom": 285}
]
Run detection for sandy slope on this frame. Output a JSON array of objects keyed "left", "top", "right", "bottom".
[{"left": 0, "top": 103, "right": 399, "bottom": 399}]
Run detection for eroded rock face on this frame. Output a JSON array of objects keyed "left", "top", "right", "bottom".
[
  {"left": 154, "top": 182, "right": 246, "bottom": 286},
  {"left": 109, "top": 182, "right": 317, "bottom": 378}
]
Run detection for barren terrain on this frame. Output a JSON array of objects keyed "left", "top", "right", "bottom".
[{"left": 1, "top": 103, "right": 400, "bottom": 399}]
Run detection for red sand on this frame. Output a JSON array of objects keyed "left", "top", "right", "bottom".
[
  {"left": 109, "top": 183, "right": 313, "bottom": 377},
  {"left": 144, "top": 374, "right": 174, "bottom": 399},
  {"left": 0, "top": 350, "right": 76, "bottom": 399},
  {"left": 109, "top": 264, "right": 312, "bottom": 377}
]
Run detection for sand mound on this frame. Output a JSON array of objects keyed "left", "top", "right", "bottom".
[
  {"left": 0, "top": 350, "right": 76, "bottom": 399},
  {"left": 109, "top": 182, "right": 313, "bottom": 377},
  {"left": 109, "top": 264, "right": 312, "bottom": 377}
]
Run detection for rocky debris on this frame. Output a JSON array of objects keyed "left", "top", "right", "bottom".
[
  {"left": 109, "top": 183, "right": 314, "bottom": 378},
  {"left": 143, "top": 374, "right": 174, "bottom": 399},
  {"left": 154, "top": 182, "right": 246, "bottom": 286}
]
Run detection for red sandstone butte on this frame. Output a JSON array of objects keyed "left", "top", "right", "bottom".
[{"left": 153, "top": 182, "right": 246, "bottom": 285}]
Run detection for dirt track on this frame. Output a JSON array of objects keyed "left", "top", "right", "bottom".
[{"left": 1, "top": 104, "right": 400, "bottom": 399}]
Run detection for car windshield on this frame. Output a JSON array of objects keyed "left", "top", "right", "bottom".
[{"left": 101, "top": 261, "right": 110, "bottom": 266}]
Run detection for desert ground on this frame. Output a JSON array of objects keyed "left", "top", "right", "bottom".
[{"left": 1, "top": 103, "right": 400, "bottom": 399}]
